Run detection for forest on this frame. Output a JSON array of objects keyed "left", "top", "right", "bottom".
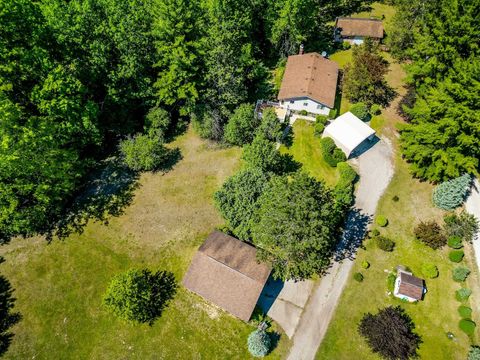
[{"left": 0, "top": 0, "right": 478, "bottom": 243}]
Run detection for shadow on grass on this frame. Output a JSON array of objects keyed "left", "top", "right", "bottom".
[{"left": 0, "top": 274, "right": 21, "bottom": 356}]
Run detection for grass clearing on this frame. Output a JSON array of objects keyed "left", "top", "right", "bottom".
[
  {"left": 280, "top": 120, "right": 338, "bottom": 186},
  {"left": 0, "top": 127, "right": 289, "bottom": 359}
]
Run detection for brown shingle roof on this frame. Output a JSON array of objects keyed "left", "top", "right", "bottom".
[
  {"left": 278, "top": 52, "right": 339, "bottom": 108},
  {"left": 182, "top": 231, "right": 271, "bottom": 321},
  {"left": 335, "top": 17, "right": 384, "bottom": 38},
  {"left": 398, "top": 272, "right": 424, "bottom": 300}
]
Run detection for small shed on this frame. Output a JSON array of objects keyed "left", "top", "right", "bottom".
[
  {"left": 394, "top": 271, "right": 425, "bottom": 302},
  {"left": 322, "top": 111, "right": 376, "bottom": 157},
  {"left": 183, "top": 231, "right": 271, "bottom": 321}
]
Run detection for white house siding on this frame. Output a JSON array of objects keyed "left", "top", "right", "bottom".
[
  {"left": 393, "top": 276, "right": 417, "bottom": 302},
  {"left": 279, "top": 97, "right": 331, "bottom": 116}
]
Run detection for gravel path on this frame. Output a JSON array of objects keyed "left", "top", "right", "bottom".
[{"left": 287, "top": 138, "right": 394, "bottom": 360}]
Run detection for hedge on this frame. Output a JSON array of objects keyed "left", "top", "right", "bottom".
[
  {"left": 449, "top": 250, "right": 464, "bottom": 263},
  {"left": 320, "top": 137, "right": 346, "bottom": 167}
]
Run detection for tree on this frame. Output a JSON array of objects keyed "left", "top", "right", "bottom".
[
  {"left": 214, "top": 169, "right": 270, "bottom": 241},
  {"left": 358, "top": 306, "right": 421, "bottom": 360},
  {"left": 414, "top": 221, "right": 446, "bottom": 249},
  {"left": 343, "top": 39, "right": 395, "bottom": 106},
  {"left": 247, "top": 329, "right": 271, "bottom": 357},
  {"left": 144, "top": 106, "right": 171, "bottom": 138},
  {"left": 256, "top": 108, "right": 283, "bottom": 142},
  {"left": 224, "top": 104, "right": 259, "bottom": 146},
  {"left": 444, "top": 212, "right": 479, "bottom": 243},
  {"left": 252, "top": 172, "right": 342, "bottom": 280},
  {"left": 468, "top": 346, "right": 480, "bottom": 360},
  {"left": 432, "top": 174, "right": 472, "bottom": 210},
  {"left": 103, "top": 269, "right": 176, "bottom": 323}
]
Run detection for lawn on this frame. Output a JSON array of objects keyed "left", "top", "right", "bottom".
[
  {"left": 279, "top": 120, "right": 338, "bottom": 186},
  {"left": 0, "top": 128, "right": 290, "bottom": 359}
]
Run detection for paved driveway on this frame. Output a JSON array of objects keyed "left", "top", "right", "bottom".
[
  {"left": 286, "top": 137, "right": 394, "bottom": 360},
  {"left": 466, "top": 179, "right": 480, "bottom": 270}
]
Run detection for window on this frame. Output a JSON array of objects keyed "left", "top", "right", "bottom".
[
  {"left": 280, "top": 100, "right": 284, "bottom": 105},
  {"left": 317, "top": 104, "right": 324, "bottom": 110},
  {"left": 290, "top": 100, "right": 294, "bottom": 104},
  {"left": 303, "top": 102, "right": 308, "bottom": 107}
]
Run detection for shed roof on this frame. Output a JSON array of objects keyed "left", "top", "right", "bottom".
[
  {"left": 398, "top": 272, "right": 424, "bottom": 300},
  {"left": 278, "top": 52, "right": 339, "bottom": 108},
  {"left": 335, "top": 17, "right": 384, "bottom": 38},
  {"left": 323, "top": 112, "right": 375, "bottom": 157},
  {"left": 182, "top": 231, "right": 271, "bottom": 321}
]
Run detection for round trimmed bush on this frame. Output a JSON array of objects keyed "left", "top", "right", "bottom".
[
  {"left": 247, "top": 329, "right": 271, "bottom": 357},
  {"left": 314, "top": 123, "right": 325, "bottom": 136},
  {"left": 376, "top": 236, "right": 395, "bottom": 252},
  {"left": 456, "top": 288, "right": 472, "bottom": 301},
  {"left": 447, "top": 236, "right": 463, "bottom": 249},
  {"left": 449, "top": 250, "right": 465, "bottom": 263},
  {"left": 369, "top": 228, "right": 380, "bottom": 238},
  {"left": 354, "top": 272, "right": 364, "bottom": 282},
  {"left": 421, "top": 263, "right": 439, "bottom": 279},
  {"left": 362, "top": 261, "right": 370, "bottom": 269},
  {"left": 458, "top": 306, "right": 473, "bottom": 318},
  {"left": 459, "top": 319, "right": 476, "bottom": 336},
  {"left": 375, "top": 215, "right": 388, "bottom": 227},
  {"left": 370, "top": 104, "right": 381, "bottom": 115},
  {"left": 452, "top": 267, "right": 470, "bottom": 282},
  {"left": 315, "top": 115, "right": 328, "bottom": 125},
  {"left": 392, "top": 195, "right": 399, "bottom": 202},
  {"left": 350, "top": 102, "right": 370, "bottom": 121}
]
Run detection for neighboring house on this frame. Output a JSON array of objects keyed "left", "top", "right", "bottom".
[
  {"left": 393, "top": 270, "right": 425, "bottom": 302},
  {"left": 182, "top": 231, "right": 271, "bottom": 322},
  {"left": 278, "top": 52, "right": 339, "bottom": 116},
  {"left": 334, "top": 17, "right": 384, "bottom": 44},
  {"left": 323, "top": 111, "right": 375, "bottom": 158}
]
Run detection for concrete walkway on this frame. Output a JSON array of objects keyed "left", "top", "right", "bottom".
[
  {"left": 465, "top": 179, "right": 480, "bottom": 269},
  {"left": 287, "top": 138, "right": 394, "bottom": 360}
]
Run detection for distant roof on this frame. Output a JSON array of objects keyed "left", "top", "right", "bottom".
[
  {"left": 323, "top": 112, "right": 375, "bottom": 157},
  {"left": 278, "top": 52, "right": 339, "bottom": 108},
  {"left": 182, "top": 231, "right": 271, "bottom": 321},
  {"left": 335, "top": 17, "right": 384, "bottom": 38},
  {"left": 398, "top": 272, "right": 424, "bottom": 300}
]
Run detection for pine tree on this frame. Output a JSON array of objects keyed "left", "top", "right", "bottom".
[{"left": 433, "top": 174, "right": 472, "bottom": 210}]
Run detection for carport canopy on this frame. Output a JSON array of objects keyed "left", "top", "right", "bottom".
[{"left": 323, "top": 111, "right": 376, "bottom": 157}]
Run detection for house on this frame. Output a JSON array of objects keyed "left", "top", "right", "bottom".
[
  {"left": 334, "top": 17, "right": 384, "bottom": 44},
  {"left": 278, "top": 52, "right": 339, "bottom": 116},
  {"left": 393, "top": 270, "right": 425, "bottom": 302},
  {"left": 255, "top": 100, "right": 289, "bottom": 123},
  {"left": 182, "top": 231, "right": 271, "bottom": 322},
  {"left": 323, "top": 111, "right": 376, "bottom": 157}
]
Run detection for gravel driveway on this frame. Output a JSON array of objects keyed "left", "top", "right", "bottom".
[
  {"left": 466, "top": 179, "right": 480, "bottom": 270},
  {"left": 286, "top": 137, "right": 394, "bottom": 360}
]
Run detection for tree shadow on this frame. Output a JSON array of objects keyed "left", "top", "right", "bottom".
[
  {"left": 154, "top": 147, "right": 183, "bottom": 174},
  {"left": 267, "top": 331, "right": 281, "bottom": 355},
  {"left": 281, "top": 125, "right": 294, "bottom": 148},
  {"left": 278, "top": 154, "right": 302, "bottom": 175},
  {"left": 149, "top": 270, "right": 177, "bottom": 325},
  {"left": 0, "top": 275, "right": 21, "bottom": 356},
  {"left": 334, "top": 207, "right": 371, "bottom": 261}
]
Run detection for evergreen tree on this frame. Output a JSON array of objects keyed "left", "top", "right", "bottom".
[{"left": 433, "top": 174, "right": 472, "bottom": 210}]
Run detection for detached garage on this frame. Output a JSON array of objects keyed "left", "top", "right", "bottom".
[{"left": 323, "top": 111, "right": 376, "bottom": 157}]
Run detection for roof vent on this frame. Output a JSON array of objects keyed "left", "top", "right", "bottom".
[{"left": 321, "top": 51, "right": 327, "bottom": 58}]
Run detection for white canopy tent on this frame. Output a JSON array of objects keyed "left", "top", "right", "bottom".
[{"left": 323, "top": 111, "right": 376, "bottom": 157}]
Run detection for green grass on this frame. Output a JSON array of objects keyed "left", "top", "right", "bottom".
[
  {"left": 0, "top": 128, "right": 289, "bottom": 359},
  {"left": 280, "top": 120, "right": 338, "bottom": 186}
]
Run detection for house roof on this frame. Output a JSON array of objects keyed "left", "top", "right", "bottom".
[
  {"left": 182, "top": 231, "right": 271, "bottom": 321},
  {"left": 278, "top": 52, "right": 339, "bottom": 108},
  {"left": 335, "top": 17, "right": 384, "bottom": 38},
  {"left": 398, "top": 272, "right": 424, "bottom": 300},
  {"left": 323, "top": 111, "right": 375, "bottom": 157}
]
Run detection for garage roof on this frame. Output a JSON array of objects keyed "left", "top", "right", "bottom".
[{"left": 323, "top": 111, "right": 375, "bottom": 157}]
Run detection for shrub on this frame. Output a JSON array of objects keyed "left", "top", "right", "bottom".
[
  {"left": 452, "top": 267, "right": 470, "bottom": 282},
  {"left": 337, "top": 162, "right": 357, "bottom": 186},
  {"left": 320, "top": 137, "right": 346, "bottom": 167},
  {"left": 358, "top": 306, "right": 421, "bottom": 360},
  {"left": 334, "top": 182, "right": 355, "bottom": 209},
  {"left": 315, "top": 115, "right": 329, "bottom": 125},
  {"left": 447, "top": 236, "right": 463, "bottom": 249},
  {"left": 376, "top": 236, "right": 395, "bottom": 251},
  {"left": 370, "top": 104, "right": 381, "bottom": 115},
  {"left": 458, "top": 306, "right": 473, "bottom": 318},
  {"left": 392, "top": 195, "right": 399, "bottom": 202},
  {"left": 362, "top": 261, "right": 370, "bottom": 269},
  {"left": 421, "top": 263, "right": 438, "bottom": 279},
  {"left": 342, "top": 41, "right": 351, "bottom": 50},
  {"left": 350, "top": 102, "right": 370, "bottom": 121},
  {"left": 433, "top": 174, "right": 472, "bottom": 210},
  {"left": 414, "top": 221, "right": 446, "bottom": 249},
  {"left": 119, "top": 134, "right": 168, "bottom": 171},
  {"left": 299, "top": 110, "right": 308, "bottom": 116},
  {"left": 329, "top": 109, "right": 337, "bottom": 119},
  {"left": 354, "top": 272, "right": 364, "bottom": 282},
  {"left": 456, "top": 288, "right": 472, "bottom": 301},
  {"left": 375, "top": 215, "right": 388, "bottom": 227},
  {"left": 223, "top": 103, "right": 258, "bottom": 145},
  {"left": 256, "top": 108, "right": 283, "bottom": 142},
  {"left": 444, "top": 212, "right": 479, "bottom": 243},
  {"left": 449, "top": 250, "right": 464, "bottom": 263},
  {"left": 387, "top": 273, "right": 396, "bottom": 292},
  {"left": 314, "top": 122, "right": 325, "bottom": 137},
  {"left": 247, "top": 329, "right": 271, "bottom": 357},
  {"left": 369, "top": 228, "right": 380, "bottom": 238},
  {"left": 468, "top": 346, "right": 480, "bottom": 360},
  {"left": 103, "top": 269, "right": 177, "bottom": 323},
  {"left": 459, "top": 319, "right": 476, "bottom": 336}
]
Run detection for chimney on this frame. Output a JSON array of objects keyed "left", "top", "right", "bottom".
[{"left": 299, "top": 44, "right": 304, "bottom": 55}]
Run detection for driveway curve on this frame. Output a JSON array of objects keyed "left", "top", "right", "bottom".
[{"left": 287, "top": 137, "right": 394, "bottom": 360}]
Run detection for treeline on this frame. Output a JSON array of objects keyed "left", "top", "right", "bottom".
[{"left": 388, "top": 0, "right": 480, "bottom": 182}]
